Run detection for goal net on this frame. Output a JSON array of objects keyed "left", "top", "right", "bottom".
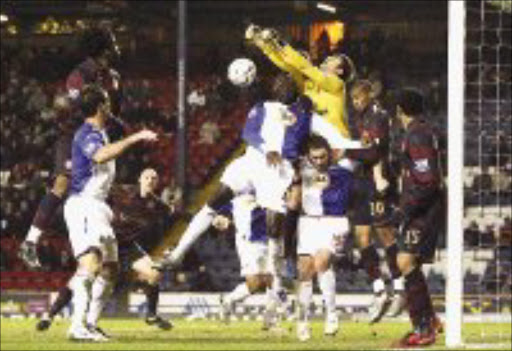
[{"left": 448, "top": 0, "right": 511, "bottom": 348}]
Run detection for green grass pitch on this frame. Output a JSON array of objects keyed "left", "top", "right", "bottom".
[{"left": 1, "top": 317, "right": 510, "bottom": 350}]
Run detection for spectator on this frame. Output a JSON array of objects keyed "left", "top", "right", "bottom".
[
  {"left": 60, "top": 249, "right": 74, "bottom": 271},
  {"left": 496, "top": 216, "right": 511, "bottom": 247},
  {"left": 480, "top": 224, "right": 496, "bottom": 247},
  {"left": 161, "top": 179, "right": 183, "bottom": 214},
  {"left": 187, "top": 87, "right": 206, "bottom": 109},
  {"left": 464, "top": 220, "right": 481, "bottom": 247},
  {"left": 472, "top": 166, "right": 494, "bottom": 193},
  {"left": 0, "top": 246, "right": 8, "bottom": 271},
  {"left": 181, "top": 246, "right": 215, "bottom": 292},
  {"left": 198, "top": 120, "right": 221, "bottom": 145}
]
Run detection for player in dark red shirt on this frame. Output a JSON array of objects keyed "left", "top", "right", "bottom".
[
  {"left": 392, "top": 88, "right": 445, "bottom": 348},
  {"left": 344, "top": 80, "right": 401, "bottom": 323},
  {"left": 36, "top": 168, "right": 174, "bottom": 332},
  {"left": 19, "top": 27, "right": 125, "bottom": 267}
]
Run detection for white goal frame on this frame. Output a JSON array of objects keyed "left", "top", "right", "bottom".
[{"left": 446, "top": 0, "right": 465, "bottom": 348}]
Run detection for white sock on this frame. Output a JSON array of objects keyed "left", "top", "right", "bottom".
[
  {"left": 267, "top": 237, "right": 283, "bottom": 292},
  {"left": 297, "top": 280, "right": 313, "bottom": 322},
  {"left": 318, "top": 268, "right": 336, "bottom": 316},
  {"left": 393, "top": 276, "right": 404, "bottom": 292},
  {"left": 86, "top": 275, "right": 113, "bottom": 327},
  {"left": 264, "top": 286, "right": 280, "bottom": 315},
  {"left": 224, "top": 283, "right": 251, "bottom": 306},
  {"left": 173, "top": 205, "right": 216, "bottom": 261},
  {"left": 26, "top": 226, "right": 43, "bottom": 243},
  {"left": 373, "top": 278, "right": 386, "bottom": 294},
  {"left": 70, "top": 269, "right": 95, "bottom": 330}
]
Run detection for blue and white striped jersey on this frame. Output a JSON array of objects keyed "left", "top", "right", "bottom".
[
  {"left": 218, "top": 195, "right": 267, "bottom": 243},
  {"left": 69, "top": 122, "right": 115, "bottom": 200},
  {"left": 300, "top": 161, "right": 354, "bottom": 216},
  {"left": 242, "top": 99, "right": 362, "bottom": 162}
]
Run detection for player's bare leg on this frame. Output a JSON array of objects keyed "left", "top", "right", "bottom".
[{"left": 354, "top": 225, "right": 390, "bottom": 323}]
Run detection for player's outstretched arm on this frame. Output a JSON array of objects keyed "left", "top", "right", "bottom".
[
  {"left": 93, "top": 129, "right": 157, "bottom": 164},
  {"left": 253, "top": 28, "right": 344, "bottom": 94},
  {"left": 280, "top": 46, "right": 344, "bottom": 94},
  {"left": 246, "top": 25, "right": 305, "bottom": 87}
]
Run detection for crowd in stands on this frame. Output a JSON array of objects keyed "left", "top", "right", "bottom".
[
  {"left": 0, "top": 41, "right": 246, "bottom": 291},
  {"left": 1, "top": 31, "right": 510, "bottom": 295}
]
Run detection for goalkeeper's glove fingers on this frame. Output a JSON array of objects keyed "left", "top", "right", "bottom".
[{"left": 245, "top": 24, "right": 261, "bottom": 41}]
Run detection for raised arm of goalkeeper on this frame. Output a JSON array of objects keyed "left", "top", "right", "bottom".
[{"left": 245, "top": 25, "right": 345, "bottom": 94}]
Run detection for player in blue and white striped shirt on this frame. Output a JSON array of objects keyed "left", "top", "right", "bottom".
[
  {"left": 294, "top": 134, "right": 354, "bottom": 341},
  {"left": 210, "top": 195, "right": 274, "bottom": 323},
  {"left": 64, "top": 85, "right": 157, "bottom": 342},
  {"left": 161, "top": 74, "right": 361, "bottom": 269}
]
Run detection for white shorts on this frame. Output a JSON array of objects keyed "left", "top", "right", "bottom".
[
  {"left": 221, "top": 147, "right": 295, "bottom": 213},
  {"left": 64, "top": 195, "right": 118, "bottom": 262},
  {"left": 297, "top": 216, "right": 350, "bottom": 256},
  {"left": 236, "top": 236, "right": 268, "bottom": 277}
]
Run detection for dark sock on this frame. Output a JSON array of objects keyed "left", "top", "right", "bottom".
[
  {"left": 33, "top": 193, "right": 63, "bottom": 230},
  {"left": 144, "top": 283, "right": 160, "bottom": 317},
  {"left": 48, "top": 286, "right": 73, "bottom": 319},
  {"left": 360, "top": 245, "right": 381, "bottom": 282},
  {"left": 405, "top": 267, "right": 434, "bottom": 329},
  {"left": 283, "top": 210, "right": 299, "bottom": 261},
  {"left": 385, "top": 243, "right": 401, "bottom": 280}
]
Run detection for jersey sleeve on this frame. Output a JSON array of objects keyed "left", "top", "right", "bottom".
[
  {"left": 242, "top": 104, "right": 266, "bottom": 150},
  {"left": 345, "top": 111, "right": 389, "bottom": 165},
  {"left": 311, "top": 114, "right": 362, "bottom": 150},
  {"left": 253, "top": 40, "right": 305, "bottom": 88},
  {"left": 280, "top": 45, "right": 344, "bottom": 94},
  {"left": 80, "top": 131, "right": 105, "bottom": 160},
  {"left": 405, "top": 129, "right": 439, "bottom": 185},
  {"left": 322, "top": 167, "right": 353, "bottom": 215}
]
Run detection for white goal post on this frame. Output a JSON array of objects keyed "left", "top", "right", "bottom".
[{"left": 446, "top": 0, "right": 465, "bottom": 348}]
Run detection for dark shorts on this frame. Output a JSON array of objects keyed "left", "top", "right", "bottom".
[
  {"left": 118, "top": 237, "right": 159, "bottom": 273},
  {"left": 118, "top": 241, "right": 147, "bottom": 273},
  {"left": 349, "top": 177, "right": 396, "bottom": 226},
  {"left": 397, "top": 194, "right": 445, "bottom": 264},
  {"left": 53, "top": 134, "right": 73, "bottom": 176}
]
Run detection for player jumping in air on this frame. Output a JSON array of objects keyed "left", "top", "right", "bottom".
[
  {"left": 19, "top": 26, "right": 125, "bottom": 269},
  {"left": 344, "top": 80, "right": 404, "bottom": 322},
  {"left": 159, "top": 73, "right": 361, "bottom": 328},
  {"left": 211, "top": 193, "right": 285, "bottom": 330},
  {"left": 245, "top": 24, "right": 355, "bottom": 138}
]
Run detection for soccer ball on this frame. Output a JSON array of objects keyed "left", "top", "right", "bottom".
[{"left": 227, "top": 58, "right": 256, "bottom": 87}]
